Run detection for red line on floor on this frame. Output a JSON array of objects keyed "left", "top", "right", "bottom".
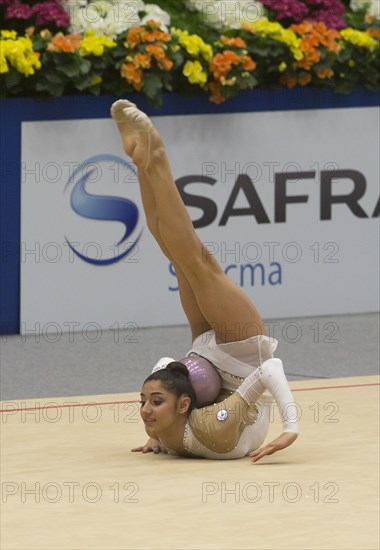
[
  {"left": 0, "top": 382, "right": 378, "bottom": 413},
  {"left": 0, "top": 400, "right": 138, "bottom": 413},
  {"left": 291, "top": 382, "right": 379, "bottom": 392}
]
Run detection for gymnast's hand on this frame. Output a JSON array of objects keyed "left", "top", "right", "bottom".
[
  {"left": 249, "top": 432, "right": 298, "bottom": 463},
  {"left": 131, "top": 438, "right": 166, "bottom": 454}
]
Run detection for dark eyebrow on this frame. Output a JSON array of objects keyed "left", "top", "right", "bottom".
[{"left": 140, "top": 392, "right": 164, "bottom": 397}]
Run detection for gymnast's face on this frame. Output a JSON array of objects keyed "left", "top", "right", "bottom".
[{"left": 140, "top": 380, "right": 188, "bottom": 436}]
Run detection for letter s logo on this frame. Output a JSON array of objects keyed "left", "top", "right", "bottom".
[{"left": 64, "top": 155, "right": 142, "bottom": 266}]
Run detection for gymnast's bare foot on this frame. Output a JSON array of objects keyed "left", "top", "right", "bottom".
[{"left": 111, "top": 99, "right": 161, "bottom": 170}]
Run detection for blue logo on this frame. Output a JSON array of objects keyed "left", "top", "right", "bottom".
[{"left": 64, "top": 155, "right": 142, "bottom": 266}]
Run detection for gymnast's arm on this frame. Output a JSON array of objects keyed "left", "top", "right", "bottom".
[{"left": 236, "top": 358, "right": 299, "bottom": 463}]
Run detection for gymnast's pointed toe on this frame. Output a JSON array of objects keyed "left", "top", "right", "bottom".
[
  {"left": 110, "top": 100, "right": 152, "bottom": 133},
  {"left": 110, "top": 99, "right": 137, "bottom": 121}
]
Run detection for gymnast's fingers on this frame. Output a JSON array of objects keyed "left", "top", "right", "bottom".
[
  {"left": 132, "top": 445, "right": 162, "bottom": 454},
  {"left": 131, "top": 446, "right": 144, "bottom": 452},
  {"left": 249, "top": 448, "right": 266, "bottom": 463},
  {"left": 131, "top": 445, "right": 151, "bottom": 453},
  {"left": 249, "top": 444, "right": 275, "bottom": 463}
]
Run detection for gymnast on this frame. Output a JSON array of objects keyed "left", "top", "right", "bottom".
[{"left": 111, "top": 100, "right": 299, "bottom": 462}]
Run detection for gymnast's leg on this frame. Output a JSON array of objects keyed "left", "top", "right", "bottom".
[
  {"left": 111, "top": 100, "right": 266, "bottom": 343},
  {"left": 111, "top": 103, "right": 211, "bottom": 342},
  {"left": 133, "top": 168, "right": 212, "bottom": 342}
]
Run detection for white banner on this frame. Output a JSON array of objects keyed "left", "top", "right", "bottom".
[{"left": 21, "top": 107, "right": 380, "bottom": 334}]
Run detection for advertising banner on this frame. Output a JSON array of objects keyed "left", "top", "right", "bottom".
[{"left": 20, "top": 107, "right": 379, "bottom": 334}]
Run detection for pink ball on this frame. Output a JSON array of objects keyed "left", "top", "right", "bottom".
[{"left": 178, "top": 354, "right": 222, "bottom": 407}]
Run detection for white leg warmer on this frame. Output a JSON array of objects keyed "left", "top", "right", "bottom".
[{"left": 236, "top": 358, "right": 299, "bottom": 434}]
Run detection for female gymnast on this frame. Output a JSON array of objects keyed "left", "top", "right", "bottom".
[{"left": 111, "top": 100, "right": 299, "bottom": 462}]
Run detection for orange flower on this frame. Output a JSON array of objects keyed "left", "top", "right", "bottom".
[
  {"left": 223, "top": 50, "right": 240, "bottom": 64},
  {"left": 301, "top": 34, "right": 319, "bottom": 50},
  {"left": 47, "top": 32, "right": 81, "bottom": 53},
  {"left": 241, "top": 54, "right": 256, "bottom": 71},
  {"left": 126, "top": 27, "right": 143, "bottom": 48},
  {"left": 292, "top": 22, "right": 313, "bottom": 35},
  {"left": 144, "top": 20, "right": 171, "bottom": 42},
  {"left": 158, "top": 57, "right": 173, "bottom": 71},
  {"left": 134, "top": 53, "right": 151, "bottom": 69},
  {"left": 320, "top": 29, "right": 340, "bottom": 53},
  {"left": 316, "top": 68, "right": 334, "bottom": 79},
  {"left": 25, "top": 26, "right": 35, "bottom": 37},
  {"left": 367, "top": 28, "right": 380, "bottom": 39},
  {"left": 298, "top": 72, "right": 312, "bottom": 86},
  {"left": 298, "top": 46, "right": 320, "bottom": 70},
  {"left": 210, "top": 50, "right": 240, "bottom": 79},
  {"left": 208, "top": 82, "right": 225, "bottom": 104},
  {"left": 121, "top": 62, "right": 143, "bottom": 91},
  {"left": 146, "top": 44, "right": 166, "bottom": 60},
  {"left": 141, "top": 30, "right": 157, "bottom": 43},
  {"left": 291, "top": 21, "right": 340, "bottom": 66},
  {"left": 127, "top": 23, "right": 171, "bottom": 49},
  {"left": 279, "top": 74, "right": 298, "bottom": 88},
  {"left": 220, "top": 35, "right": 247, "bottom": 49},
  {"left": 153, "top": 30, "right": 171, "bottom": 43}
]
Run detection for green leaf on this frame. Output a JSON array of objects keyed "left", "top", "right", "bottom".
[
  {"left": 46, "top": 82, "right": 65, "bottom": 97},
  {"left": 363, "top": 67, "right": 379, "bottom": 87},
  {"left": 110, "top": 45, "right": 128, "bottom": 59},
  {"left": 333, "top": 79, "right": 354, "bottom": 94},
  {"left": 363, "top": 81, "right": 379, "bottom": 92},
  {"left": 314, "top": 58, "right": 334, "bottom": 71},
  {"left": 73, "top": 75, "right": 94, "bottom": 91},
  {"left": 244, "top": 75, "right": 258, "bottom": 87},
  {"left": 80, "top": 58, "right": 92, "bottom": 75},
  {"left": 337, "top": 47, "right": 353, "bottom": 63},
  {"left": 45, "top": 71, "right": 65, "bottom": 84},
  {"left": 5, "top": 69, "right": 23, "bottom": 88},
  {"left": 171, "top": 50, "right": 184, "bottom": 69},
  {"left": 32, "top": 36, "right": 48, "bottom": 51},
  {"left": 55, "top": 55, "right": 82, "bottom": 78},
  {"left": 143, "top": 73, "right": 163, "bottom": 100},
  {"left": 35, "top": 80, "right": 65, "bottom": 97},
  {"left": 88, "top": 84, "right": 101, "bottom": 95}
]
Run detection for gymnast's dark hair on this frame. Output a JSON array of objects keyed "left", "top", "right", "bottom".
[{"left": 143, "top": 362, "right": 197, "bottom": 414}]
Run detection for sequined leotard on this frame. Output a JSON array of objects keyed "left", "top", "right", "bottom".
[{"left": 158, "top": 331, "right": 299, "bottom": 459}]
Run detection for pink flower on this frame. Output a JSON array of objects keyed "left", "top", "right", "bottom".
[
  {"left": 262, "top": 0, "right": 308, "bottom": 21},
  {"left": 261, "top": 0, "right": 346, "bottom": 29},
  {"left": 3, "top": 1, "right": 70, "bottom": 28},
  {"left": 5, "top": 3, "right": 33, "bottom": 20},
  {"left": 32, "top": 2, "right": 70, "bottom": 28},
  {"left": 307, "top": 12, "right": 346, "bottom": 30}
]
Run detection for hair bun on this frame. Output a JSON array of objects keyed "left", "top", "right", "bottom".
[{"left": 165, "top": 361, "right": 190, "bottom": 378}]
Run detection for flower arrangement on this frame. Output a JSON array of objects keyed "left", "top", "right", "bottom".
[
  {"left": 119, "top": 20, "right": 174, "bottom": 98},
  {"left": 0, "top": 0, "right": 379, "bottom": 106},
  {"left": 207, "top": 35, "right": 257, "bottom": 102},
  {"left": 171, "top": 27, "right": 213, "bottom": 90}
]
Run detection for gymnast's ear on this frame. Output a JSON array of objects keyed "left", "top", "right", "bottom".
[{"left": 177, "top": 394, "right": 192, "bottom": 415}]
